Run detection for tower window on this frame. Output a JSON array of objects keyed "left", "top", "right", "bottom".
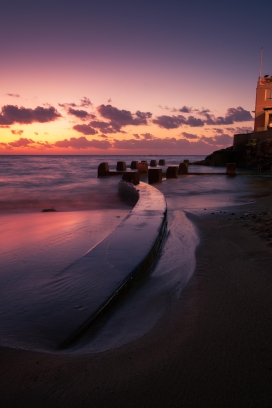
[{"left": 265, "top": 89, "right": 272, "bottom": 99}]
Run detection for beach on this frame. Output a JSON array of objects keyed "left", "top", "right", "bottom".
[{"left": 1, "top": 189, "right": 272, "bottom": 407}]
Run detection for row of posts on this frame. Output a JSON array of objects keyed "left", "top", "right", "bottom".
[
  {"left": 98, "top": 160, "right": 236, "bottom": 185},
  {"left": 98, "top": 159, "right": 190, "bottom": 185}
]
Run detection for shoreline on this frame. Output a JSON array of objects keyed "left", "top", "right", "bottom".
[{"left": 1, "top": 196, "right": 272, "bottom": 406}]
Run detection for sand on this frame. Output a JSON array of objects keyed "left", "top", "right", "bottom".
[{"left": 1, "top": 197, "right": 272, "bottom": 407}]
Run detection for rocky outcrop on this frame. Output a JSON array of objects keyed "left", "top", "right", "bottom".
[
  {"left": 192, "top": 146, "right": 244, "bottom": 166},
  {"left": 193, "top": 139, "right": 272, "bottom": 169}
]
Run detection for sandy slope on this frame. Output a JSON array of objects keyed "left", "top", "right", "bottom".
[{"left": 1, "top": 198, "right": 272, "bottom": 407}]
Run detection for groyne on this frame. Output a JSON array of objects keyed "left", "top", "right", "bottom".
[{"left": 59, "top": 181, "right": 167, "bottom": 348}]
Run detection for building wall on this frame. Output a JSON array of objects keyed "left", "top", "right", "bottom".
[{"left": 233, "top": 130, "right": 272, "bottom": 152}]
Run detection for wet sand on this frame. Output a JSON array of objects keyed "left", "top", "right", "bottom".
[{"left": 1, "top": 197, "right": 272, "bottom": 407}]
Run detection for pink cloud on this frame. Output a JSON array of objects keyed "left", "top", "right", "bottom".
[
  {"left": 11, "top": 129, "right": 24, "bottom": 135},
  {"left": 6, "top": 93, "right": 20, "bottom": 98},
  {"left": 54, "top": 136, "right": 111, "bottom": 149},
  {"left": 8, "top": 137, "right": 35, "bottom": 147}
]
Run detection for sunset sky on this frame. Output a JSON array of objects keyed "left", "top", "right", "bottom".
[{"left": 1, "top": 0, "right": 271, "bottom": 155}]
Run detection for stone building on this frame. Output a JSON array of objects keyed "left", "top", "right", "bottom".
[{"left": 233, "top": 75, "right": 272, "bottom": 152}]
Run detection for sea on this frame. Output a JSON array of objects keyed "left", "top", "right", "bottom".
[{"left": 1, "top": 154, "right": 272, "bottom": 353}]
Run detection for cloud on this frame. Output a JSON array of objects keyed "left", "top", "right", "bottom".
[
  {"left": 59, "top": 97, "right": 93, "bottom": 110},
  {"left": 225, "top": 126, "right": 253, "bottom": 134},
  {"left": 35, "top": 141, "right": 53, "bottom": 149},
  {"left": 34, "top": 132, "right": 38, "bottom": 135},
  {"left": 201, "top": 133, "right": 233, "bottom": 146},
  {"left": 8, "top": 137, "right": 35, "bottom": 147},
  {"left": 226, "top": 107, "right": 253, "bottom": 122},
  {"left": 152, "top": 115, "right": 186, "bottom": 129},
  {"left": 153, "top": 106, "right": 253, "bottom": 130},
  {"left": 159, "top": 105, "right": 199, "bottom": 113},
  {"left": 54, "top": 136, "right": 111, "bottom": 150},
  {"left": 80, "top": 97, "right": 92, "bottom": 107},
  {"left": 172, "top": 106, "right": 199, "bottom": 113},
  {"left": 112, "top": 137, "right": 211, "bottom": 152},
  {"left": 108, "top": 98, "right": 112, "bottom": 103},
  {"left": 186, "top": 116, "right": 204, "bottom": 127},
  {"left": 59, "top": 99, "right": 95, "bottom": 121},
  {"left": 6, "top": 93, "right": 20, "bottom": 98},
  {"left": 0, "top": 105, "right": 61, "bottom": 125},
  {"left": 178, "top": 106, "right": 193, "bottom": 113},
  {"left": 153, "top": 114, "right": 204, "bottom": 129},
  {"left": 97, "top": 104, "right": 152, "bottom": 128},
  {"left": 0, "top": 125, "right": 10, "bottom": 128},
  {"left": 67, "top": 107, "right": 95, "bottom": 119},
  {"left": 11, "top": 129, "right": 24, "bottom": 135},
  {"left": 158, "top": 105, "right": 171, "bottom": 110},
  {"left": 113, "top": 137, "right": 179, "bottom": 150},
  {"left": 141, "top": 132, "right": 155, "bottom": 140},
  {"left": 73, "top": 124, "right": 98, "bottom": 135},
  {"left": 213, "top": 134, "right": 233, "bottom": 144},
  {"left": 88, "top": 120, "right": 121, "bottom": 134},
  {"left": 211, "top": 128, "right": 224, "bottom": 134},
  {"left": 133, "top": 133, "right": 140, "bottom": 139},
  {"left": 200, "top": 107, "right": 253, "bottom": 125},
  {"left": 181, "top": 132, "right": 198, "bottom": 139},
  {"left": 59, "top": 102, "right": 77, "bottom": 108}
]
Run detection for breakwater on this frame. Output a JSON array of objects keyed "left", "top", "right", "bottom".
[{"left": 59, "top": 181, "right": 167, "bottom": 348}]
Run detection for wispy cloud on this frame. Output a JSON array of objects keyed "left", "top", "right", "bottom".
[
  {"left": 59, "top": 97, "right": 93, "bottom": 110},
  {"left": 6, "top": 93, "right": 20, "bottom": 98},
  {"left": 225, "top": 126, "right": 253, "bottom": 134},
  {"left": 11, "top": 129, "right": 24, "bottom": 135}
]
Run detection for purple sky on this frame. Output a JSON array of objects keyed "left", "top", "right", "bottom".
[{"left": 1, "top": 0, "right": 271, "bottom": 154}]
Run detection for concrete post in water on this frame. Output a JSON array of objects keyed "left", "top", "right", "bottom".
[
  {"left": 131, "top": 161, "right": 139, "bottom": 169},
  {"left": 148, "top": 168, "right": 162, "bottom": 184},
  {"left": 118, "top": 180, "right": 139, "bottom": 205},
  {"left": 138, "top": 162, "right": 148, "bottom": 173},
  {"left": 226, "top": 163, "right": 236, "bottom": 175},
  {"left": 183, "top": 159, "right": 189, "bottom": 167},
  {"left": 166, "top": 166, "right": 178, "bottom": 178},
  {"left": 159, "top": 159, "right": 165, "bottom": 166},
  {"left": 150, "top": 159, "right": 157, "bottom": 167},
  {"left": 178, "top": 163, "right": 188, "bottom": 175},
  {"left": 98, "top": 162, "right": 109, "bottom": 176},
  {"left": 116, "top": 161, "right": 126, "bottom": 171},
  {"left": 122, "top": 172, "right": 140, "bottom": 185}
]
